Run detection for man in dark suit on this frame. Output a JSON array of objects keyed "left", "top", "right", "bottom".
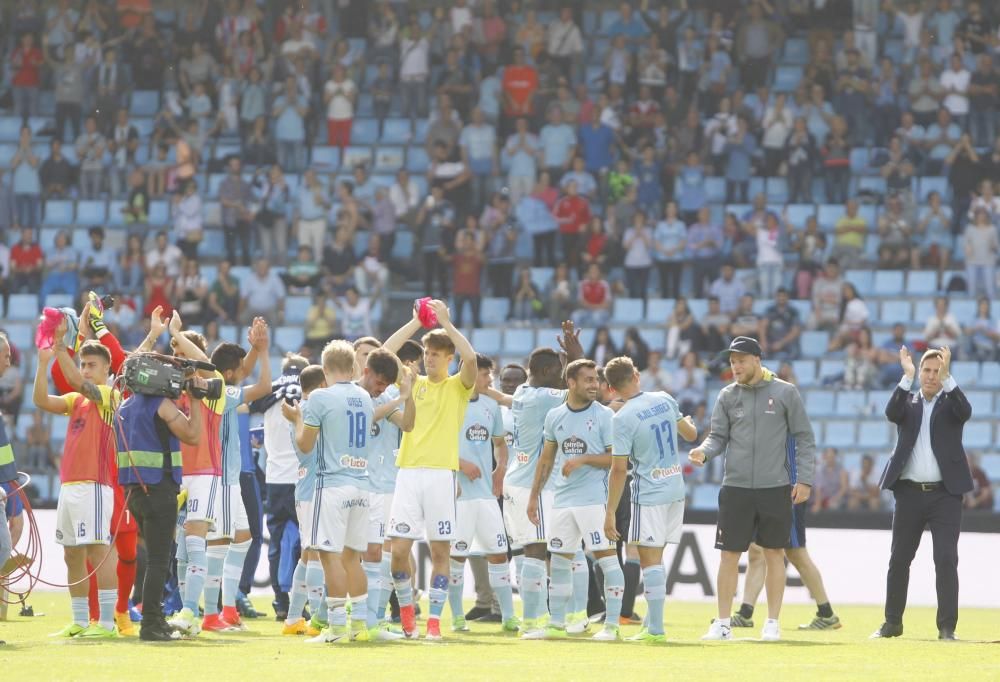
[{"left": 872, "top": 346, "right": 973, "bottom": 641}]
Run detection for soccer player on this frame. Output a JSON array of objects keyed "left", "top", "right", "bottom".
[
  {"left": 603, "top": 356, "right": 698, "bottom": 642},
  {"left": 282, "top": 364, "right": 327, "bottom": 636},
  {"left": 284, "top": 341, "right": 397, "bottom": 643},
  {"left": 205, "top": 317, "right": 272, "bottom": 631},
  {"left": 382, "top": 300, "right": 478, "bottom": 640},
  {"left": 34, "top": 341, "right": 120, "bottom": 638},
  {"left": 448, "top": 354, "right": 518, "bottom": 633},
  {"left": 0, "top": 333, "right": 20, "bottom": 637},
  {"left": 526, "top": 359, "right": 622, "bottom": 641},
  {"left": 363, "top": 348, "right": 416, "bottom": 639}
]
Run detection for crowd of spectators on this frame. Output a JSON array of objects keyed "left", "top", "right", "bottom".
[{"left": 1, "top": 0, "right": 1000, "bottom": 510}]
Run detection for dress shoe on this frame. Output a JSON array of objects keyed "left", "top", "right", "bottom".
[
  {"left": 869, "top": 622, "right": 903, "bottom": 639},
  {"left": 938, "top": 630, "right": 957, "bottom": 641}
]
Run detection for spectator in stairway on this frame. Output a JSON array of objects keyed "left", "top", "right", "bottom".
[
  {"left": 877, "top": 193, "right": 919, "bottom": 270},
  {"left": 876, "top": 322, "right": 912, "bottom": 387},
  {"left": 39, "top": 139, "right": 76, "bottom": 199},
  {"left": 665, "top": 296, "right": 700, "bottom": 360},
  {"left": 812, "top": 447, "right": 849, "bottom": 512},
  {"left": 847, "top": 454, "right": 882, "bottom": 511},
  {"left": 759, "top": 288, "right": 802, "bottom": 361},
  {"left": 966, "top": 297, "right": 999, "bottom": 362},
  {"left": 923, "top": 295, "right": 963, "bottom": 351},
  {"left": 965, "top": 453, "right": 995, "bottom": 511},
  {"left": 917, "top": 190, "right": 953, "bottom": 280},
  {"left": 827, "top": 282, "right": 870, "bottom": 351},
  {"left": 572, "top": 263, "right": 613, "bottom": 328}
]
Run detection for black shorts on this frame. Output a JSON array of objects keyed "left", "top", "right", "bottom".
[
  {"left": 715, "top": 485, "right": 792, "bottom": 552},
  {"left": 788, "top": 501, "right": 807, "bottom": 549}
]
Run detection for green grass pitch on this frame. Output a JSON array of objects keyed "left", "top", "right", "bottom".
[{"left": 1, "top": 595, "right": 997, "bottom": 680}]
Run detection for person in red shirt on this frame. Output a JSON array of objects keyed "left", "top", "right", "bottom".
[
  {"left": 553, "top": 179, "right": 591, "bottom": 268},
  {"left": 10, "top": 33, "right": 44, "bottom": 123},
  {"left": 34, "top": 340, "right": 121, "bottom": 638},
  {"left": 572, "top": 263, "right": 612, "bottom": 328},
  {"left": 451, "top": 232, "right": 485, "bottom": 328},
  {"left": 9, "top": 226, "right": 44, "bottom": 293},
  {"left": 501, "top": 47, "right": 538, "bottom": 132}
]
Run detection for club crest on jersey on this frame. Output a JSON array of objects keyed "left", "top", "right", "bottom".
[
  {"left": 465, "top": 424, "right": 489, "bottom": 441},
  {"left": 370, "top": 421, "right": 381, "bottom": 438},
  {"left": 298, "top": 467, "right": 306, "bottom": 479},
  {"left": 561, "top": 436, "right": 586, "bottom": 456},
  {"left": 585, "top": 418, "right": 594, "bottom": 432},
  {"left": 733, "top": 406, "right": 745, "bottom": 420},
  {"left": 395, "top": 522, "right": 411, "bottom": 534},
  {"left": 417, "top": 385, "right": 428, "bottom": 400},
  {"left": 504, "top": 433, "right": 514, "bottom": 448},
  {"left": 550, "top": 537, "right": 563, "bottom": 549},
  {"left": 765, "top": 397, "right": 776, "bottom": 415}
]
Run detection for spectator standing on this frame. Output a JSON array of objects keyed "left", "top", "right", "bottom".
[
  {"left": 877, "top": 194, "right": 918, "bottom": 270},
  {"left": 676, "top": 152, "right": 706, "bottom": 225},
  {"left": 835, "top": 48, "right": 871, "bottom": 144},
  {"left": 9, "top": 227, "right": 43, "bottom": 294},
  {"left": 503, "top": 117, "right": 540, "bottom": 204},
  {"left": 207, "top": 260, "right": 241, "bottom": 324},
  {"left": 939, "top": 53, "right": 970, "bottom": 130},
  {"left": 821, "top": 117, "right": 851, "bottom": 204},
  {"left": 38, "top": 230, "right": 77, "bottom": 306},
  {"left": 689, "top": 208, "right": 725, "bottom": 297},
  {"left": 296, "top": 169, "right": 330, "bottom": 264},
  {"left": 322, "top": 64, "right": 357, "bottom": 149},
  {"left": 546, "top": 7, "right": 584, "bottom": 82},
  {"left": 416, "top": 185, "right": 455, "bottom": 300},
  {"left": 577, "top": 110, "right": 615, "bottom": 188},
  {"left": 539, "top": 106, "right": 575, "bottom": 185},
  {"left": 39, "top": 139, "right": 75, "bottom": 198},
  {"left": 460, "top": 108, "right": 499, "bottom": 211},
  {"left": 553, "top": 180, "right": 591, "bottom": 270},
  {"left": 665, "top": 297, "right": 700, "bottom": 360},
  {"left": 964, "top": 208, "right": 999, "bottom": 299},
  {"left": 572, "top": 263, "right": 612, "bottom": 327},
  {"left": 545, "top": 263, "right": 575, "bottom": 325},
  {"left": 510, "top": 266, "right": 541, "bottom": 325},
  {"left": 786, "top": 118, "right": 815, "bottom": 203},
  {"left": 908, "top": 59, "right": 944, "bottom": 127},
  {"left": 923, "top": 296, "right": 962, "bottom": 350},
  {"left": 622, "top": 212, "right": 654, "bottom": 300},
  {"left": 724, "top": 118, "right": 757, "bottom": 203},
  {"left": 673, "top": 350, "right": 708, "bottom": 417},
  {"left": 967, "top": 54, "right": 996, "bottom": 147},
  {"left": 735, "top": 3, "right": 782, "bottom": 91},
  {"left": 966, "top": 297, "right": 998, "bottom": 362},
  {"left": 709, "top": 263, "right": 747, "bottom": 316},
  {"left": 74, "top": 116, "right": 106, "bottom": 199},
  {"left": 145, "top": 230, "right": 183, "bottom": 279},
  {"left": 482, "top": 194, "right": 519, "bottom": 298},
  {"left": 828, "top": 283, "right": 870, "bottom": 351},
  {"left": 399, "top": 22, "right": 430, "bottom": 120},
  {"left": 501, "top": 47, "right": 538, "bottom": 133},
  {"left": 809, "top": 260, "right": 845, "bottom": 331},
  {"left": 44, "top": 35, "right": 88, "bottom": 144},
  {"left": 653, "top": 201, "right": 686, "bottom": 299},
  {"left": 10, "top": 33, "right": 44, "bottom": 123},
  {"left": 172, "top": 179, "right": 203, "bottom": 260},
  {"left": 451, "top": 232, "right": 485, "bottom": 328},
  {"left": 10, "top": 127, "right": 41, "bottom": 229},
  {"left": 272, "top": 77, "right": 308, "bottom": 173},
  {"left": 761, "top": 94, "right": 793, "bottom": 176},
  {"left": 336, "top": 287, "right": 373, "bottom": 342},
  {"left": 831, "top": 199, "right": 867, "bottom": 268},
  {"left": 241, "top": 259, "right": 286, "bottom": 325}
]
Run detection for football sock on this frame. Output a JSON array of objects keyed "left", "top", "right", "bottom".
[
  {"left": 719, "top": 617, "right": 731, "bottom": 627},
  {"left": 448, "top": 559, "right": 465, "bottom": 620},
  {"left": 327, "top": 597, "right": 347, "bottom": 627},
  {"left": 204, "top": 545, "right": 226, "bottom": 616},
  {"left": 183, "top": 535, "right": 207, "bottom": 613},
  {"left": 487, "top": 561, "right": 515, "bottom": 622},
  {"left": 116, "top": 534, "right": 138, "bottom": 613},
  {"left": 98, "top": 589, "right": 116, "bottom": 630},
  {"left": 817, "top": 602, "right": 834, "bottom": 618},
  {"left": 377, "top": 553, "right": 392, "bottom": 620},
  {"left": 306, "top": 562, "right": 326, "bottom": 619},
  {"left": 642, "top": 566, "right": 666, "bottom": 636},
  {"left": 428, "top": 573, "right": 448, "bottom": 620},
  {"left": 222, "top": 539, "right": 251, "bottom": 608},
  {"left": 351, "top": 594, "right": 368, "bottom": 629},
  {"left": 71, "top": 596, "right": 89, "bottom": 628},
  {"left": 513, "top": 554, "right": 524, "bottom": 590},
  {"left": 520, "top": 558, "right": 547, "bottom": 622},
  {"left": 392, "top": 571, "right": 413, "bottom": 607},
  {"left": 175, "top": 528, "right": 188, "bottom": 597},
  {"left": 361, "top": 562, "right": 381, "bottom": 628},
  {"left": 739, "top": 602, "right": 755, "bottom": 619},
  {"left": 548, "top": 554, "right": 573, "bottom": 627},
  {"left": 622, "top": 558, "right": 641, "bottom": 617},
  {"left": 597, "top": 556, "right": 625, "bottom": 626},
  {"left": 571, "top": 550, "right": 589, "bottom": 615},
  {"left": 286, "top": 561, "right": 308, "bottom": 625}
]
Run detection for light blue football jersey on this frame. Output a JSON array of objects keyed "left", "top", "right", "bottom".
[
  {"left": 291, "top": 418, "right": 319, "bottom": 503},
  {"left": 543, "top": 400, "right": 614, "bottom": 508},
  {"left": 501, "top": 405, "right": 514, "bottom": 449},
  {"left": 458, "top": 395, "right": 504, "bottom": 501},
  {"left": 368, "top": 384, "right": 401, "bottom": 494},
  {"left": 302, "top": 381, "right": 374, "bottom": 489},
  {"left": 612, "top": 391, "right": 686, "bottom": 505},
  {"left": 505, "top": 385, "right": 567, "bottom": 490},
  {"left": 220, "top": 385, "right": 244, "bottom": 485}
]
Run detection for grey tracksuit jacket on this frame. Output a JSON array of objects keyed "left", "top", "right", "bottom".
[{"left": 700, "top": 369, "right": 816, "bottom": 488}]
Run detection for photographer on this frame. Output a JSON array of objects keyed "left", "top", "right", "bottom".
[{"left": 115, "top": 311, "right": 204, "bottom": 642}]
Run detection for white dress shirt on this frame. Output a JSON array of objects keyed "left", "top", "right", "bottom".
[{"left": 896, "top": 374, "right": 958, "bottom": 482}]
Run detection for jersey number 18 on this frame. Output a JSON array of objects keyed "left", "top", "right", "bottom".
[{"left": 346, "top": 411, "right": 368, "bottom": 449}]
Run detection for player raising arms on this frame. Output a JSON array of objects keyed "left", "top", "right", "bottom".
[
  {"left": 382, "top": 300, "right": 477, "bottom": 640},
  {"left": 285, "top": 342, "right": 399, "bottom": 643},
  {"left": 603, "top": 356, "right": 698, "bottom": 642},
  {"left": 526, "top": 359, "right": 622, "bottom": 641},
  {"left": 448, "top": 354, "right": 518, "bottom": 634},
  {"left": 34, "top": 340, "right": 120, "bottom": 638}
]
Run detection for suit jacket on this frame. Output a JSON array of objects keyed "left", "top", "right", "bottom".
[{"left": 879, "top": 380, "right": 974, "bottom": 495}]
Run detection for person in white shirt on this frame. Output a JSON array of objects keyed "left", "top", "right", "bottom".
[
  {"left": 323, "top": 64, "right": 357, "bottom": 149},
  {"left": 939, "top": 54, "right": 970, "bottom": 125},
  {"left": 399, "top": 22, "right": 430, "bottom": 120},
  {"left": 546, "top": 7, "right": 583, "bottom": 81},
  {"left": 389, "top": 168, "right": 420, "bottom": 226},
  {"left": 145, "top": 231, "right": 184, "bottom": 278}
]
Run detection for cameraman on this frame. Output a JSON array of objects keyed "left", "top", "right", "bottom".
[{"left": 116, "top": 311, "right": 204, "bottom": 642}]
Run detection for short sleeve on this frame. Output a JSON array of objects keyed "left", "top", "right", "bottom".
[
  {"left": 611, "top": 411, "right": 634, "bottom": 458},
  {"left": 543, "top": 409, "right": 557, "bottom": 443},
  {"left": 223, "top": 384, "right": 244, "bottom": 414},
  {"left": 600, "top": 407, "right": 614, "bottom": 450},
  {"left": 301, "top": 395, "right": 321, "bottom": 429},
  {"left": 490, "top": 401, "right": 504, "bottom": 438}
]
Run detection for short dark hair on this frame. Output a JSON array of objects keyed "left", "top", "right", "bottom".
[
  {"left": 211, "top": 342, "right": 248, "bottom": 374},
  {"left": 476, "top": 353, "right": 493, "bottom": 370},
  {"left": 299, "top": 365, "right": 326, "bottom": 394},
  {"left": 79, "top": 340, "right": 111, "bottom": 365},
  {"left": 527, "top": 348, "right": 562, "bottom": 379},
  {"left": 565, "top": 359, "right": 597, "bottom": 383},
  {"left": 397, "top": 340, "right": 423, "bottom": 364},
  {"left": 501, "top": 363, "right": 527, "bottom": 379},
  {"left": 366, "top": 349, "right": 399, "bottom": 384}
]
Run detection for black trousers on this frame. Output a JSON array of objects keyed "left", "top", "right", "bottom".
[
  {"left": 266, "top": 483, "right": 298, "bottom": 604},
  {"left": 533, "top": 232, "right": 557, "bottom": 267},
  {"left": 239, "top": 471, "right": 265, "bottom": 596},
  {"left": 126, "top": 478, "right": 179, "bottom": 625},
  {"left": 225, "top": 221, "right": 252, "bottom": 266},
  {"left": 884, "top": 484, "right": 962, "bottom": 632}
]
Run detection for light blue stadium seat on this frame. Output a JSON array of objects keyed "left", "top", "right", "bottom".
[
  {"left": 412, "top": 119, "right": 429, "bottom": 145},
  {"left": 816, "top": 204, "right": 841, "bottom": 230},
  {"left": 472, "top": 328, "right": 502, "bottom": 356},
  {"left": 0, "top": 117, "right": 22, "bottom": 141},
  {"left": 207, "top": 173, "right": 226, "bottom": 198},
  {"left": 784, "top": 203, "right": 815, "bottom": 227},
  {"left": 374, "top": 146, "right": 405, "bottom": 173},
  {"left": 274, "top": 326, "right": 305, "bottom": 353},
  {"left": 965, "top": 390, "right": 992, "bottom": 413},
  {"left": 687, "top": 298, "right": 708, "bottom": 320},
  {"left": 691, "top": 484, "right": 720, "bottom": 510},
  {"left": 390, "top": 230, "right": 414, "bottom": 260},
  {"left": 381, "top": 118, "right": 412, "bottom": 145},
  {"left": 0, "top": 143, "right": 17, "bottom": 166},
  {"left": 132, "top": 93, "right": 160, "bottom": 119},
  {"left": 613, "top": 298, "right": 644, "bottom": 324},
  {"left": 856, "top": 176, "right": 886, "bottom": 195},
  {"left": 529, "top": 267, "right": 553, "bottom": 293},
  {"left": 213, "top": 143, "right": 240, "bottom": 161},
  {"left": 918, "top": 176, "right": 949, "bottom": 201},
  {"left": 765, "top": 177, "right": 788, "bottom": 203},
  {"left": 107, "top": 200, "right": 127, "bottom": 225},
  {"left": 480, "top": 297, "right": 510, "bottom": 325},
  {"left": 534, "top": 328, "right": 562, "bottom": 349},
  {"left": 858, "top": 421, "right": 890, "bottom": 449},
  {"left": 44, "top": 200, "right": 74, "bottom": 225},
  {"left": 836, "top": 391, "right": 868, "bottom": 415},
  {"left": 705, "top": 177, "right": 727, "bottom": 203},
  {"left": 773, "top": 65, "right": 803, "bottom": 92},
  {"left": 352, "top": 118, "right": 379, "bottom": 145},
  {"left": 844, "top": 269, "right": 873, "bottom": 293},
  {"left": 406, "top": 146, "right": 430, "bottom": 173},
  {"left": 849, "top": 148, "right": 870, "bottom": 174},
  {"left": 912, "top": 298, "right": 935, "bottom": 322},
  {"left": 6, "top": 294, "right": 38, "bottom": 321},
  {"left": 783, "top": 37, "right": 809, "bottom": 65},
  {"left": 792, "top": 360, "right": 817, "bottom": 387},
  {"left": 806, "top": 390, "right": 835, "bottom": 416},
  {"left": 840, "top": 452, "right": 862, "bottom": 472},
  {"left": 964, "top": 421, "right": 992, "bottom": 448},
  {"left": 824, "top": 420, "right": 857, "bottom": 447},
  {"left": 800, "top": 330, "right": 829, "bottom": 357},
  {"left": 906, "top": 270, "right": 938, "bottom": 296},
  {"left": 748, "top": 177, "right": 765, "bottom": 200},
  {"left": 77, "top": 200, "right": 107, "bottom": 225},
  {"left": 285, "top": 296, "right": 310, "bottom": 325},
  {"left": 981, "top": 362, "right": 1000, "bottom": 388},
  {"left": 789, "top": 300, "right": 811, "bottom": 321},
  {"left": 951, "top": 361, "right": 978, "bottom": 385},
  {"left": 646, "top": 298, "right": 673, "bottom": 323},
  {"left": 873, "top": 271, "right": 904, "bottom": 296},
  {"left": 980, "top": 455, "right": 1000, "bottom": 481},
  {"left": 880, "top": 299, "right": 912, "bottom": 323},
  {"left": 502, "top": 328, "right": 534, "bottom": 357},
  {"left": 642, "top": 327, "right": 665, "bottom": 351},
  {"left": 44, "top": 294, "right": 73, "bottom": 309},
  {"left": 148, "top": 200, "right": 169, "bottom": 225},
  {"left": 311, "top": 145, "right": 341, "bottom": 170},
  {"left": 819, "top": 359, "right": 845, "bottom": 380},
  {"left": 4, "top": 322, "right": 32, "bottom": 350},
  {"left": 858, "top": 204, "right": 877, "bottom": 226},
  {"left": 949, "top": 298, "right": 976, "bottom": 323}
]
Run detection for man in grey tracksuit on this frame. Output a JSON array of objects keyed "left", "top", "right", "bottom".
[{"left": 689, "top": 336, "right": 816, "bottom": 643}]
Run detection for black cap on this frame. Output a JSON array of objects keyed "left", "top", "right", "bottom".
[{"left": 721, "top": 336, "right": 762, "bottom": 358}]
